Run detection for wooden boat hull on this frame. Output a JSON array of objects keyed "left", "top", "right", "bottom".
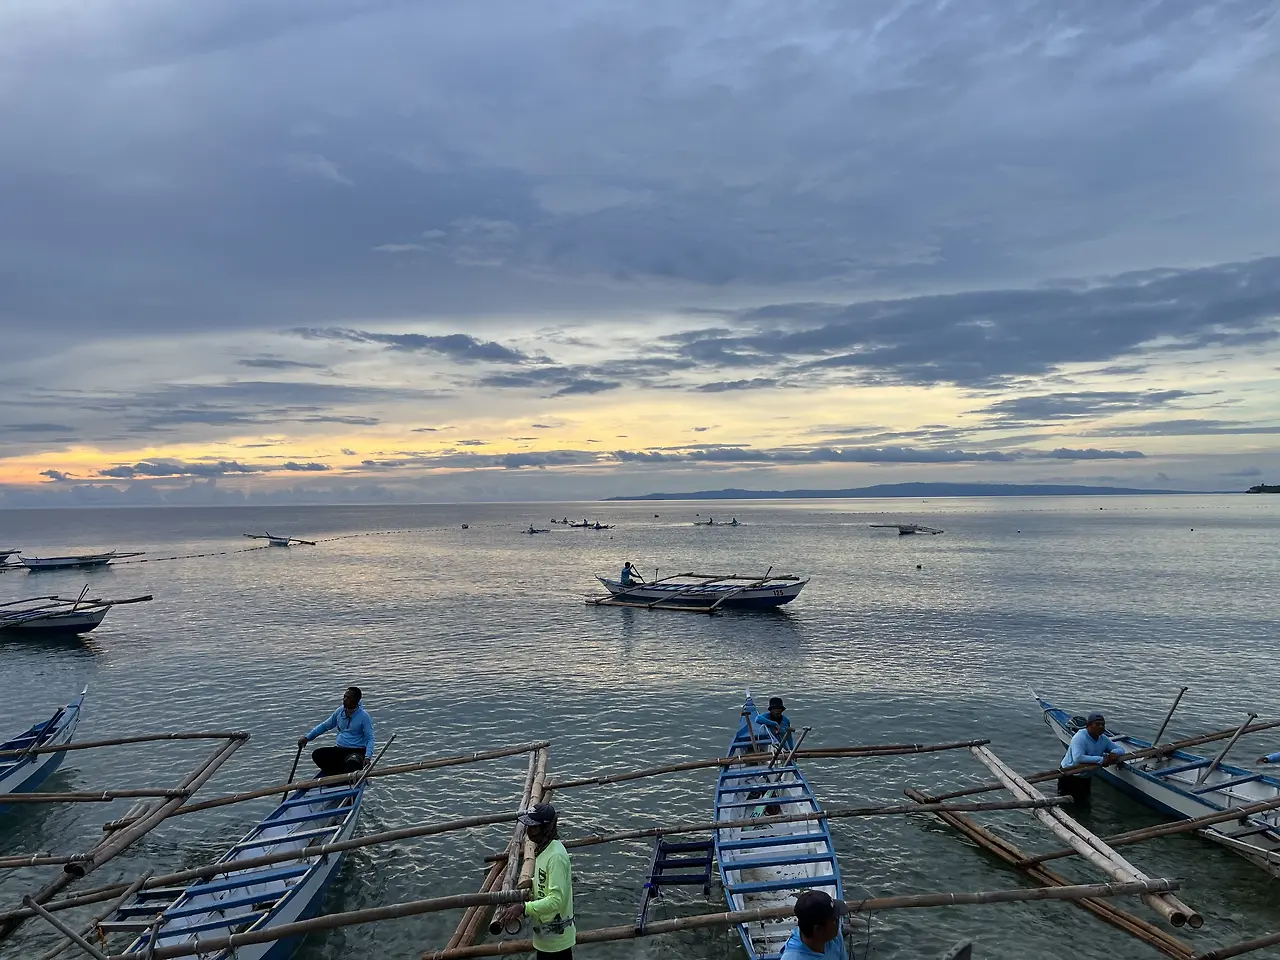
[
  {"left": 715, "top": 696, "right": 841, "bottom": 960},
  {"left": 1037, "top": 693, "right": 1280, "bottom": 876},
  {"left": 118, "top": 780, "right": 366, "bottom": 959},
  {"left": 597, "top": 577, "right": 807, "bottom": 610},
  {"left": 21, "top": 554, "right": 116, "bottom": 571},
  {"left": 0, "top": 607, "right": 108, "bottom": 635},
  {"left": 0, "top": 690, "right": 86, "bottom": 809}
]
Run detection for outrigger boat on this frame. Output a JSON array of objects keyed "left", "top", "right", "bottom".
[
  {"left": 0, "top": 549, "right": 21, "bottom": 569},
  {"left": 102, "top": 774, "right": 369, "bottom": 958},
  {"left": 20, "top": 550, "right": 143, "bottom": 571},
  {"left": 870, "top": 523, "right": 943, "bottom": 536},
  {"left": 591, "top": 570, "right": 808, "bottom": 613},
  {"left": 0, "top": 589, "right": 153, "bottom": 635},
  {"left": 1037, "top": 692, "right": 1280, "bottom": 876},
  {"left": 0, "top": 688, "right": 86, "bottom": 809},
  {"left": 522, "top": 527, "right": 550, "bottom": 535},
  {"left": 714, "top": 694, "right": 840, "bottom": 960},
  {"left": 244, "top": 532, "right": 317, "bottom": 547}
]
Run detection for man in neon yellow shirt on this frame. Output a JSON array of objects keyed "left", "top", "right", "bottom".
[{"left": 501, "top": 803, "right": 575, "bottom": 958}]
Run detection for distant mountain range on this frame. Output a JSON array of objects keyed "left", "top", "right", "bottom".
[{"left": 604, "top": 482, "right": 1205, "bottom": 501}]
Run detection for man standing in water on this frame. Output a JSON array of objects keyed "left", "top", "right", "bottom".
[
  {"left": 781, "top": 890, "right": 848, "bottom": 958},
  {"left": 1057, "top": 711, "right": 1125, "bottom": 806},
  {"left": 501, "top": 803, "right": 575, "bottom": 959},
  {"left": 298, "top": 686, "right": 375, "bottom": 775}
]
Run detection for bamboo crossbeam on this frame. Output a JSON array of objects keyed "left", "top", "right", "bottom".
[
  {"left": 1020, "top": 795, "right": 1280, "bottom": 866},
  {"left": 519, "top": 762, "right": 552, "bottom": 892},
  {"left": 0, "top": 788, "right": 189, "bottom": 805},
  {"left": 545, "top": 739, "right": 992, "bottom": 791},
  {"left": 451, "top": 858, "right": 507, "bottom": 950},
  {"left": 482, "top": 796, "right": 1074, "bottom": 863},
  {"left": 0, "top": 731, "right": 249, "bottom": 759},
  {"left": 490, "top": 748, "right": 543, "bottom": 933},
  {"left": 1196, "top": 930, "right": 1280, "bottom": 960},
  {"left": 969, "top": 745, "right": 1201, "bottom": 929},
  {"left": 0, "top": 854, "right": 93, "bottom": 871},
  {"left": 97, "top": 890, "right": 530, "bottom": 960},
  {"left": 0, "top": 808, "right": 528, "bottom": 925},
  {"left": 0, "top": 736, "right": 245, "bottom": 942},
  {"left": 420, "top": 879, "right": 1184, "bottom": 960},
  {"left": 36, "top": 872, "right": 152, "bottom": 960},
  {"left": 20, "top": 897, "right": 108, "bottom": 960},
  {"left": 923, "top": 719, "right": 1280, "bottom": 802},
  {"left": 903, "top": 788, "right": 1194, "bottom": 960},
  {"left": 172, "top": 740, "right": 551, "bottom": 817}
]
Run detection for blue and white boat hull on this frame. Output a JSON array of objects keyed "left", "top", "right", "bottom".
[{"left": 0, "top": 689, "right": 86, "bottom": 810}]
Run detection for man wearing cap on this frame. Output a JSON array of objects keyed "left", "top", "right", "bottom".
[
  {"left": 501, "top": 803, "right": 575, "bottom": 959},
  {"left": 757, "top": 697, "right": 795, "bottom": 750},
  {"left": 1057, "top": 711, "right": 1125, "bottom": 806},
  {"left": 782, "top": 890, "right": 848, "bottom": 958}
]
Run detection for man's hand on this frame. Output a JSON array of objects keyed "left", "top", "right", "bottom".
[
  {"left": 500, "top": 904, "right": 524, "bottom": 926},
  {"left": 297, "top": 736, "right": 308, "bottom": 749},
  {"left": 362, "top": 756, "right": 371, "bottom": 767},
  {"left": 1104, "top": 752, "right": 1123, "bottom": 766}
]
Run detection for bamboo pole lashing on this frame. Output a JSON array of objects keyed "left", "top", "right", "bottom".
[
  {"left": 1020, "top": 794, "right": 1280, "bottom": 866},
  {"left": 0, "top": 731, "right": 250, "bottom": 760},
  {"left": 969, "top": 745, "right": 1201, "bottom": 929},
  {"left": 544, "top": 739, "right": 992, "bottom": 791},
  {"left": 419, "top": 879, "right": 1184, "bottom": 960},
  {"left": 173, "top": 739, "right": 551, "bottom": 817},
  {"left": 923, "top": 718, "right": 1280, "bottom": 802},
  {"left": 0, "top": 808, "right": 530, "bottom": 926},
  {"left": 902, "top": 788, "right": 1194, "bottom": 960}
]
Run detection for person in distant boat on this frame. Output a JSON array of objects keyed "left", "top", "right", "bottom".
[
  {"left": 620, "top": 561, "right": 643, "bottom": 586},
  {"left": 1057, "top": 711, "right": 1125, "bottom": 805},
  {"left": 781, "top": 889, "right": 848, "bottom": 959},
  {"left": 757, "top": 696, "right": 795, "bottom": 750},
  {"left": 1260, "top": 751, "right": 1280, "bottom": 764},
  {"left": 500, "top": 803, "right": 576, "bottom": 959},
  {"left": 298, "top": 686, "right": 375, "bottom": 775},
  {"left": 730, "top": 518, "right": 739, "bottom": 526}
]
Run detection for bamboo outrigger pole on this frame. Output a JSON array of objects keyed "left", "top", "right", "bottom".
[{"left": 0, "top": 731, "right": 250, "bottom": 760}]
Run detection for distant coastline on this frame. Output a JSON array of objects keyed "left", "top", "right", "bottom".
[{"left": 604, "top": 482, "right": 1212, "bottom": 501}]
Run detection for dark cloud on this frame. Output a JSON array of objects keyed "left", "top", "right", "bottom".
[
  {"left": 100, "top": 459, "right": 260, "bottom": 479},
  {"left": 479, "top": 366, "right": 622, "bottom": 397},
  {"left": 295, "top": 328, "right": 528, "bottom": 364},
  {"left": 695, "top": 378, "right": 779, "bottom": 393},
  {"left": 971, "top": 390, "right": 1203, "bottom": 427},
  {"left": 238, "top": 357, "right": 326, "bottom": 370},
  {"left": 457, "top": 439, "right": 487, "bottom": 446},
  {"left": 282, "top": 461, "right": 330, "bottom": 471},
  {"left": 39, "top": 469, "right": 72, "bottom": 481},
  {"left": 5, "top": 423, "right": 76, "bottom": 433},
  {"left": 1085, "top": 418, "right": 1280, "bottom": 437}
]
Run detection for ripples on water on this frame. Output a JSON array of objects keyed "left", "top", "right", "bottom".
[{"left": 1, "top": 496, "right": 1278, "bottom": 959}]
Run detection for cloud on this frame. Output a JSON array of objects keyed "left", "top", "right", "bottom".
[
  {"left": 5, "top": 423, "right": 76, "bottom": 433},
  {"left": 238, "top": 357, "right": 326, "bottom": 370},
  {"left": 1085, "top": 418, "right": 1280, "bottom": 437},
  {"left": 99, "top": 459, "right": 260, "bottom": 479},
  {"left": 971, "top": 390, "right": 1203, "bottom": 427},
  {"left": 282, "top": 461, "right": 330, "bottom": 471},
  {"left": 479, "top": 366, "right": 622, "bottom": 397},
  {"left": 39, "top": 469, "right": 72, "bottom": 481},
  {"left": 695, "top": 378, "right": 779, "bottom": 393},
  {"left": 295, "top": 328, "right": 528, "bottom": 364},
  {"left": 372, "top": 243, "right": 428, "bottom": 253}
]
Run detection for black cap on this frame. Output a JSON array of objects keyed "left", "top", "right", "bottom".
[
  {"left": 768, "top": 697, "right": 786, "bottom": 711},
  {"left": 518, "top": 802, "right": 557, "bottom": 827},
  {"left": 795, "top": 890, "right": 848, "bottom": 931}
]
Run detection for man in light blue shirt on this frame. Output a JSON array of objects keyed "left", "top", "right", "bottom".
[
  {"left": 1259, "top": 752, "right": 1280, "bottom": 764},
  {"left": 298, "top": 686, "right": 375, "bottom": 776},
  {"left": 781, "top": 890, "right": 847, "bottom": 959},
  {"left": 620, "top": 561, "right": 642, "bottom": 587},
  {"left": 1057, "top": 711, "right": 1124, "bottom": 806},
  {"left": 757, "top": 697, "right": 795, "bottom": 750}
]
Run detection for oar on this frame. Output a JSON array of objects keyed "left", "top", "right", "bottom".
[{"left": 281, "top": 742, "right": 304, "bottom": 802}]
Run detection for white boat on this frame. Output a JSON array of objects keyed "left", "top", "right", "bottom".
[
  {"left": 0, "top": 689, "right": 86, "bottom": 809},
  {"left": 715, "top": 694, "right": 840, "bottom": 960},
  {"left": 0, "top": 590, "right": 152, "bottom": 635},
  {"left": 103, "top": 779, "right": 367, "bottom": 959},
  {"left": 20, "top": 550, "right": 143, "bottom": 571},
  {"left": 1037, "top": 692, "right": 1280, "bottom": 876},
  {"left": 593, "top": 572, "right": 808, "bottom": 611},
  {"left": 870, "top": 523, "right": 943, "bottom": 535},
  {"left": 244, "top": 532, "right": 316, "bottom": 547}
]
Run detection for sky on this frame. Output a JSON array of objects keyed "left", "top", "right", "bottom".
[{"left": 1, "top": 0, "right": 1278, "bottom": 505}]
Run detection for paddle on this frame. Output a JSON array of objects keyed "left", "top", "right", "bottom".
[{"left": 282, "top": 742, "right": 304, "bottom": 802}]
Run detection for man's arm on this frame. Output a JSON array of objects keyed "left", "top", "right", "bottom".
[
  {"left": 524, "top": 853, "right": 571, "bottom": 921},
  {"left": 361, "top": 713, "right": 376, "bottom": 760},
  {"left": 1067, "top": 732, "right": 1106, "bottom": 765},
  {"left": 305, "top": 708, "right": 340, "bottom": 743}
]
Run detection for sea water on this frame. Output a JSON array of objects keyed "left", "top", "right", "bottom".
[{"left": 0, "top": 495, "right": 1277, "bottom": 959}]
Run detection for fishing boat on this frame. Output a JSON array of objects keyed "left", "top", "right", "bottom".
[
  {"left": 0, "top": 590, "right": 153, "bottom": 635},
  {"left": 591, "top": 572, "right": 808, "bottom": 612},
  {"left": 870, "top": 524, "right": 943, "bottom": 536},
  {"left": 102, "top": 778, "right": 368, "bottom": 958},
  {"left": 1036, "top": 692, "right": 1280, "bottom": 876},
  {"left": 20, "top": 550, "right": 143, "bottom": 571},
  {"left": 522, "top": 527, "right": 550, "bottom": 535},
  {"left": 244, "top": 533, "right": 316, "bottom": 547},
  {"left": 694, "top": 518, "right": 740, "bottom": 526},
  {"left": 0, "top": 550, "right": 21, "bottom": 572},
  {"left": 714, "top": 694, "right": 841, "bottom": 960},
  {"left": 0, "top": 688, "right": 86, "bottom": 807}
]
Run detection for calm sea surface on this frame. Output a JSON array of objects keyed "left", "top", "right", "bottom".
[{"left": 1, "top": 495, "right": 1278, "bottom": 960}]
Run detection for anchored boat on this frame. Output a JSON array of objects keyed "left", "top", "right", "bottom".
[
  {"left": 714, "top": 694, "right": 841, "bottom": 960},
  {"left": 0, "top": 689, "right": 86, "bottom": 808},
  {"left": 103, "top": 778, "right": 368, "bottom": 959},
  {"left": 20, "top": 550, "right": 144, "bottom": 571},
  {"left": 244, "top": 533, "right": 317, "bottom": 547},
  {"left": 1037, "top": 692, "right": 1280, "bottom": 876},
  {"left": 0, "top": 589, "right": 153, "bottom": 635},
  {"left": 870, "top": 523, "right": 943, "bottom": 536},
  {"left": 591, "top": 571, "right": 808, "bottom": 612}
]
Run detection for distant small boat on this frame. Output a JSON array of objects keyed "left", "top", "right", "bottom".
[
  {"left": 0, "top": 549, "right": 21, "bottom": 572},
  {"left": 20, "top": 550, "right": 144, "bottom": 571},
  {"left": 0, "top": 589, "right": 153, "bottom": 635},
  {"left": 0, "top": 689, "right": 86, "bottom": 808},
  {"left": 694, "top": 519, "right": 739, "bottom": 526},
  {"left": 593, "top": 572, "right": 808, "bottom": 611},
  {"left": 523, "top": 527, "right": 550, "bottom": 535},
  {"left": 243, "top": 532, "right": 316, "bottom": 547},
  {"left": 870, "top": 523, "right": 943, "bottom": 536},
  {"left": 461, "top": 524, "right": 469, "bottom": 530},
  {"left": 103, "top": 778, "right": 367, "bottom": 957}
]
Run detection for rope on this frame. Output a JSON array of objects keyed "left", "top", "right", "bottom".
[{"left": 115, "top": 546, "right": 272, "bottom": 564}]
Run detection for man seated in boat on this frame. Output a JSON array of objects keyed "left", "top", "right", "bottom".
[
  {"left": 1057, "top": 711, "right": 1125, "bottom": 805},
  {"left": 756, "top": 696, "right": 796, "bottom": 750},
  {"left": 298, "top": 686, "right": 375, "bottom": 775},
  {"left": 620, "top": 561, "right": 642, "bottom": 586},
  {"left": 782, "top": 890, "right": 849, "bottom": 959}
]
